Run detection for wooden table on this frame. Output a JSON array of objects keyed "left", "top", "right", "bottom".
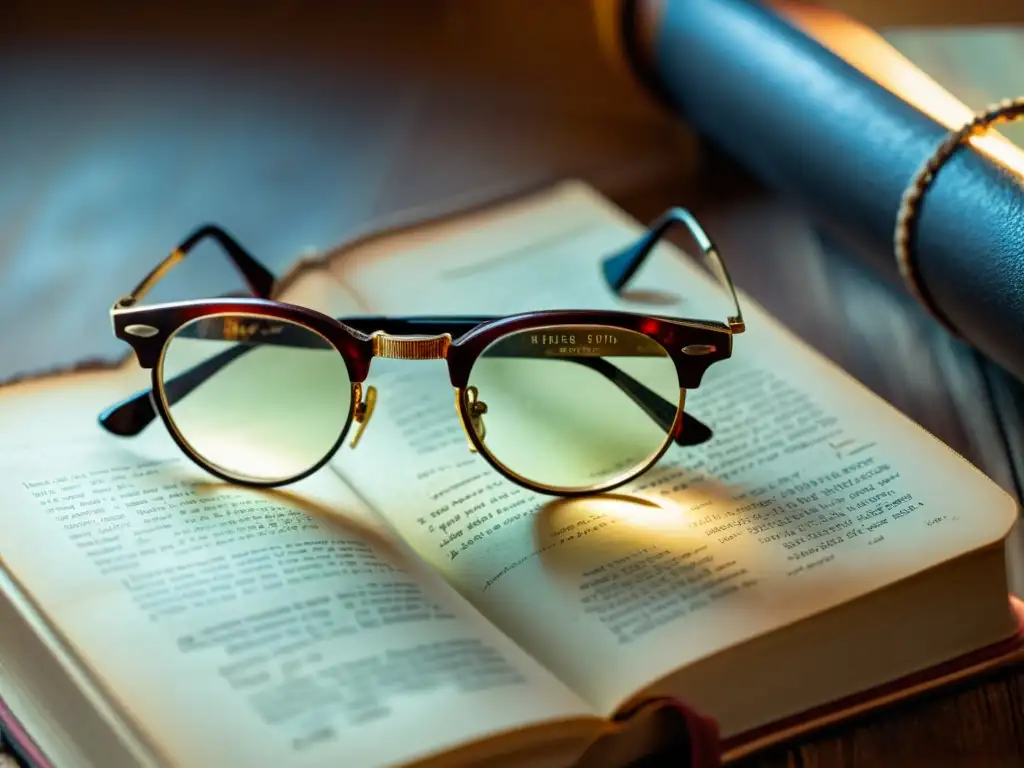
[{"left": 1, "top": 3, "right": 1023, "bottom": 766}]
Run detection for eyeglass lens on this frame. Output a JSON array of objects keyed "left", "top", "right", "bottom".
[
  {"left": 464, "top": 325, "right": 679, "bottom": 492},
  {"left": 158, "top": 314, "right": 353, "bottom": 483}
]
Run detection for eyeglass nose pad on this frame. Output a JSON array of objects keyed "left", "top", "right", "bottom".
[
  {"left": 349, "top": 384, "right": 378, "bottom": 449},
  {"left": 457, "top": 385, "right": 488, "bottom": 453}
]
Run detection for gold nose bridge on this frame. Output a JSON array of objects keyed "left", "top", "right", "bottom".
[
  {"left": 371, "top": 332, "right": 451, "bottom": 360},
  {"left": 350, "top": 334, "right": 451, "bottom": 451}
]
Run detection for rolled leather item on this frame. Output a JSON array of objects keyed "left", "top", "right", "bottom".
[{"left": 613, "top": 0, "right": 1024, "bottom": 383}]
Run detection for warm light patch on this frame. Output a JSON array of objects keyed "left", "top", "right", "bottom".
[
  {"left": 537, "top": 490, "right": 707, "bottom": 548},
  {"left": 773, "top": 2, "right": 1024, "bottom": 177}
]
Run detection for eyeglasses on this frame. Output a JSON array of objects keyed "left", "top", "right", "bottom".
[{"left": 99, "top": 209, "right": 744, "bottom": 496}]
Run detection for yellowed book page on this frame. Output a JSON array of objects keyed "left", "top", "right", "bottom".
[
  {"left": 0, "top": 282, "right": 597, "bottom": 767},
  {"left": 326, "top": 180, "right": 1018, "bottom": 717}
]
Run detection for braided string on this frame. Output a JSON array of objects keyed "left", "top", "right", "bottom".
[{"left": 894, "top": 96, "right": 1024, "bottom": 335}]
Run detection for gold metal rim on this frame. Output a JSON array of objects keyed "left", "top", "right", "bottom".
[
  {"left": 453, "top": 386, "right": 686, "bottom": 497},
  {"left": 154, "top": 311, "right": 356, "bottom": 486}
]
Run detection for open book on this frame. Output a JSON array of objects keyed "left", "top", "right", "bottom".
[{"left": 1, "top": 181, "right": 1022, "bottom": 768}]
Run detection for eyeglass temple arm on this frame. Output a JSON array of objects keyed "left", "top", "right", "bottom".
[
  {"left": 114, "top": 224, "right": 276, "bottom": 308},
  {"left": 601, "top": 207, "right": 745, "bottom": 334},
  {"left": 98, "top": 343, "right": 251, "bottom": 436},
  {"left": 98, "top": 315, "right": 712, "bottom": 447}
]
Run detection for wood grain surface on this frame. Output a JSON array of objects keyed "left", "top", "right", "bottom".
[{"left": 1, "top": 2, "right": 1024, "bottom": 767}]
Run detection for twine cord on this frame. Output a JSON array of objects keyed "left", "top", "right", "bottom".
[{"left": 894, "top": 96, "right": 1024, "bottom": 336}]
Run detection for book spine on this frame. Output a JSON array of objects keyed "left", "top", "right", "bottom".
[
  {"left": 664, "top": 699, "right": 722, "bottom": 768},
  {"left": 618, "top": 0, "right": 1024, "bottom": 384},
  {"left": 613, "top": 696, "right": 722, "bottom": 766}
]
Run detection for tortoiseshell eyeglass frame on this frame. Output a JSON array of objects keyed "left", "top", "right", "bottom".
[{"left": 99, "top": 208, "right": 745, "bottom": 496}]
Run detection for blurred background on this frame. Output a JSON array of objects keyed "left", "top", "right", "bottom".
[
  {"left": 1, "top": 0, "right": 1020, "bottom": 381},
  {"left": 0, "top": 1, "right": 691, "bottom": 378}
]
